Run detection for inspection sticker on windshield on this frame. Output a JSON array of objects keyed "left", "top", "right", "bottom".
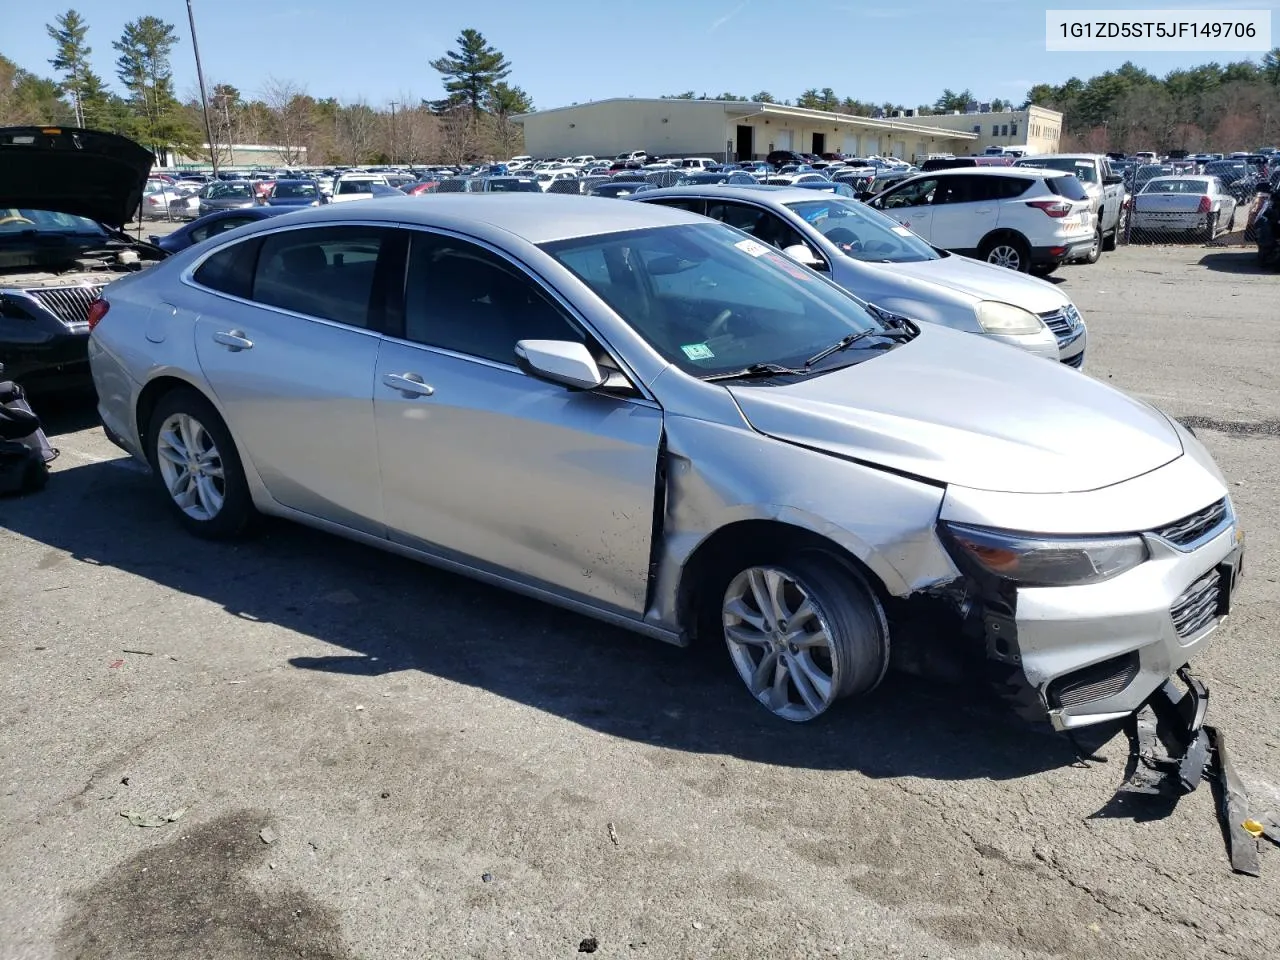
[
  {"left": 681, "top": 343, "right": 715, "bottom": 360},
  {"left": 892, "top": 225, "right": 913, "bottom": 236},
  {"left": 735, "top": 238, "right": 769, "bottom": 257}
]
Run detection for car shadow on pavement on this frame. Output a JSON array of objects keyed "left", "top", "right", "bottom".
[
  {"left": 1196, "top": 250, "right": 1269, "bottom": 274},
  {"left": 5, "top": 455, "right": 1103, "bottom": 784}
]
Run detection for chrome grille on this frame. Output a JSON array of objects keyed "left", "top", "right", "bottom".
[
  {"left": 24, "top": 285, "right": 104, "bottom": 326},
  {"left": 1046, "top": 652, "right": 1140, "bottom": 709},
  {"left": 1038, "top": 304, "right": 1082, "bottom": 341},
  {"left": 1170, "top": 569, "right": 1222, "bottom": 639},
  {"left": 1153, "top": 498, "right": 1229, "bottom": 548}
]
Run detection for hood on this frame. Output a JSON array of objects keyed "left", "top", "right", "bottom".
[
  {"left": 880, "top": 253, "right": 1070, "bottom": 314},
  {"left": 265, "top": 196, "right": 317, "bottom": 206},
  {"left": 0, "top": 126, "right": 154, "bottom": 227},
  {"left": 726, "top": 325, "right": 1182, "bottom": 494}
]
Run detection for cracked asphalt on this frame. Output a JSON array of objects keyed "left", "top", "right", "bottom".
[{"left": 2, "top": 236, "right": 1278, "bottom": 960}]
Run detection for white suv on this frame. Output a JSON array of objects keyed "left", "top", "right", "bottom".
[{"left": 867, "top": 168, "right": 1096, "bottom": 274}]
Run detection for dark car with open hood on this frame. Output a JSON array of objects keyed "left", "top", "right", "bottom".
[{"left": 0, "top": 126, "right": 167, "bottom": 391}]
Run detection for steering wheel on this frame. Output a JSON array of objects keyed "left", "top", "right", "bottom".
[
  {"left": 0, "top": 215, "right": 35, "bottom": 227},
  {"left": 826, "top": 227, "right": 863, "bottom": 253},
  {"left": 708, "top": 308, "right": 733, "bottom": 340}
]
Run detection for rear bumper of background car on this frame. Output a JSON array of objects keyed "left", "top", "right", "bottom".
[{"left": 1031, "top": 236, "right": 1094, "bottom": 265}]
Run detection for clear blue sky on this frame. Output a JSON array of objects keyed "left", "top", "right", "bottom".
[{"left": 6, "top": 0, "right": 1276, "bottom": 111}]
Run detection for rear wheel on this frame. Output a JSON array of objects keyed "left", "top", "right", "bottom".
[
  {"left": 1102, "top": 210, "right": 1120, "bottom": 251},
  {"left": 1201, "top": 212, "right": 1219, "bottom": 243},
  {"left": 718, "top": 553, "right": 888, "bottom": 722},
  {"left": 146, "top": 388, "right": 256, "bottom": 540},
  {"left": 979, "top": 235, "right": 1031, "bottom": 273},
  {"left": 1079, "top": 224, "right": 1103, "bottom": 264}
]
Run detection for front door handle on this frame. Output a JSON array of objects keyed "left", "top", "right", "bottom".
[
  {"left": 212, "top": 330, "right": 253, "bottom": 351},
  {"left": 382, "top": 372, "right": 435, "bottom": 397}
]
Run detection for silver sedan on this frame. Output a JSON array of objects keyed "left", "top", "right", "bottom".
[{"left": 88, "top": 195, "right": 1243, "bottom": 729}]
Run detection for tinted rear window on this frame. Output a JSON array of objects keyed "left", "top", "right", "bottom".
[
  {"left": 1044, "top": 175, "right": 1089, "bottom": 201},
  {"left": 193, "top": 238, "right": 260, "bottom": 298}
]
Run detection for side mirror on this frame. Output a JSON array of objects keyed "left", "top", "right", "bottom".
[
  {"left": 514, "top": 340, "right": 607, "bottom": 391},
  {"left": 1103, "top": 174, "right": 1123, "bottom": 185},
  {"left": 782, "top": 243, "right": 824, "bottom": 269}
]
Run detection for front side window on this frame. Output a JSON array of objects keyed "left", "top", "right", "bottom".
[
  {"left": 785, "top": 197, "right": 937, "bottom": 262},
  {"left": 251, "top": 226, "right": 388, "bottom": 328},
  {"left": 402, "top": 234, "right": 583, "bottom": 364},
  {"left": 879, "top": 178, "right": 937, "bottom": 208},
  {"left": 543, "top": 223, "right": 888, "bottom": 378}
]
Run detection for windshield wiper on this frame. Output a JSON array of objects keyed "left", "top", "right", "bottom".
[
  {"left": 803, "top": 325, "right": 911, "bottom": 368},
  {"left": 702, "top": 362, "right": 810, "bottom": 382}
]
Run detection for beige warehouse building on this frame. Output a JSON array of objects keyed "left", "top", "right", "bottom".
[
  {"left": 514, "top": 98, "right": 993, "bottom": 163},
  {"left": 894, "top": 105, "right": 1064, "bottom": 155}
]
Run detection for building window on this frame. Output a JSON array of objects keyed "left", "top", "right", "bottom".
[
  {"left": 972, "top": 124, "right": 981, "bottom": 134},
  {"left": 992, "top": 124, "right": 998, "bottom": 136},
  {"left": 1011, "top": 123, "right": 1018, "bottom": 136},
  {"left": 1001, "top": 124, "right": 1009, "bottom": 137}
]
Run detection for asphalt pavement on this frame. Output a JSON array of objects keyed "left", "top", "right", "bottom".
[{"left": 2, "top": 238, "right": 1278, "bottom": 960}]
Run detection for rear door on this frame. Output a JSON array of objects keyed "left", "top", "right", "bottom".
[
  {"left": 928, "top": 175, "right": 998, "bottom": 252},
  {"left": 190, "top": 224, "right": 399, "bottom": 534}
]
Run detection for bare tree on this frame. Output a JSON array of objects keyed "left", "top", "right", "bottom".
[
  {"left": 437, "top": 103, "right": 478, "bottom": 165},
  {"left": 336, "top": 99, "right": 378, "bottom": 163},
  {"left": 263, "top": 76, "right": 313, "bottom": 165}
]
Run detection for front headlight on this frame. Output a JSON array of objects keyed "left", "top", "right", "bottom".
[
  {"left": 974, "top": 301, "right": 1046, "bottom": 336},
  {"left": 941, "top": 522, "right": 1149, "bottom": 586}
]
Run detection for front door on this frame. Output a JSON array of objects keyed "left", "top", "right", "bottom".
[
  {"left": 875, "top": 177, "right": 938, "bottom": 241},
  {"left": 373, "top": 231, "right": 663, "bottom": 615},
  {"left": 190, "top": 224, "right": 395, "bottom": 533}
]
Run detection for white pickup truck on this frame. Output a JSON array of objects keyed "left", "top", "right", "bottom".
[{"left": 1014, "top": 154, "right": 1127, "bottom": 263}]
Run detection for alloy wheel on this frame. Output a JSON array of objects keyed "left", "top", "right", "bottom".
[
  {"left": 987, "top": 245, "right": 1023, "bottom": 270},
  {"left": 155, "top": 412, "right": 226, "bottom": 521},
  {"left": 722, "top": 565, "right": 840, "bottom": 722}
]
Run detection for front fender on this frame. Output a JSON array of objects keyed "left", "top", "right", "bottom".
[{"left": 644, "top": 412, "right": 958, "bottom": 634}]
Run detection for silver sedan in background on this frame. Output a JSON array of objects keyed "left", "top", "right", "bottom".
[
  {"left": 1131, "top": 175, "right": 1238, "bottom": 241},
  {"left": 636, "top": 186, "right": 1086, "bottom": 367},
  {"left": 88, "top": 195, "right": 1242, "bottom": 730}
]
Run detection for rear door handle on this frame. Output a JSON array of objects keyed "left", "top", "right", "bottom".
[
  {"left": 382, "top": 372, "right": 435, "bottom": 397},
  {"left": 212, "top": 330, "right": 253, "bottom": 351}
]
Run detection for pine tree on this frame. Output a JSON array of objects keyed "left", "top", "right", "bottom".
[
  {"left": 112, "top": 15, "right": 198, "bottom": 155},
  {"left": 429, "top": 29, "right": 511, "bottom": 116},
  {"left": 46, "top": 9, "right": 104, "bottom": 127}
]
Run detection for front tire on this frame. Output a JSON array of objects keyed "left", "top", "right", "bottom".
[
  {"left": 146, "top": 388, "right": 256, "bottom": 540},
  {"left": 719, "top": 553, "right": 888, "bottom": 722}
]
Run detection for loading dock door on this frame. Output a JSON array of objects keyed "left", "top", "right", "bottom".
[
  {"left": 736, "top": 125, "right": 753, "bottom": 162},
  {"left": 812, "top": 132, "right": 826, "bottom": 156}
]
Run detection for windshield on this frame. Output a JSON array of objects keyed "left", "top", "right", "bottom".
[
  {"left": 272, "top": 181, "right": 317, "bottom": 198},
  {"left": 1017, "top": 158, "right": 1098, "bottom": 182},
  {"left": 487, "top": 178, "right": 540, "bottom": 192},
  {"left": 0, "top": 209, "right": 108, "bottom": 237},
  {"left": 205, "top": 182, "right": 254, "bottom": 199},
  {"left": 784, "top": 197, "right": 938, "bottom": 263},
  {"left": 542, "top": 222, "right": 886, "bottom": 378},
  {"left": 1142, "top": 179, "right": 1208, "bottom": 194},
  {"left": 337, "top": 180, "right": 377, "bottom": 194}
]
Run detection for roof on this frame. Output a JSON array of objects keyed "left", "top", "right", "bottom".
[
  {"left": 640, "top": 184, "right": 838, "bottom": 205},
  {"left": 275, "top": 193, "right": 710, "bottom": 244},
  {"left": 512, "top": 97, "right": 977, "bottom": 141}
]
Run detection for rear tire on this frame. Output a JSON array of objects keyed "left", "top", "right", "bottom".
[
  {"left": 145, "top": 388, "right": 256, "bottom": 540},
  {"left": 1201, "top": 212, "right": 1218, "bottom": 243},
  {"left": 979, "top": 235, "right": 1031, "bottom": 273},
  {"left": 1030, "top": 264, "right": 1058, "bottom": 278},
  {"left": 1102, "top": 211, "right": 1119, "bottom": 251}
]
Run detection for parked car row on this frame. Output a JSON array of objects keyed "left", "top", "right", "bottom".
[{"left": 0, "top": 126, "right": 1247, "bottom": 757}]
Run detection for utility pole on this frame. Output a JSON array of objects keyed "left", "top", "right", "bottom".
[
  {"left": 185, "top": 0, "right": 219, "bottom": 176},
  {"left": 389, "top": 100, "right": 399, "bottom": 164}
]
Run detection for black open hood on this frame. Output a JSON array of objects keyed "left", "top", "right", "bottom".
[{"left": 0, "top": 126, "right": 155, "bottom": 227}]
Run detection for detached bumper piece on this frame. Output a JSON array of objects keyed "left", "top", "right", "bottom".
[{"left": 1119, "top": 668, "right": 1262, "bottom": 876}]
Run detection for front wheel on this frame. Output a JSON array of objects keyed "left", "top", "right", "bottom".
[
  {"left": 146, "top": 388, "right": 256, "bottom": 540},
  {"left": 980, "top": 235, "right": 1031, "bottom": 272},
  {"left": 719, "top": 554, "right": 888, "bottom": 722}
]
